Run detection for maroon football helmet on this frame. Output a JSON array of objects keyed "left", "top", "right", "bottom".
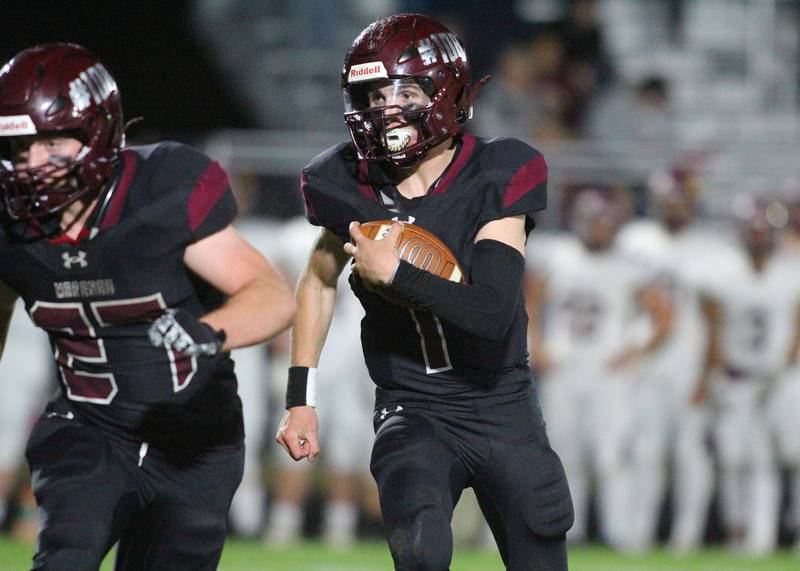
[
  {"left": 0, "top": 43, "right": 124, "bottom": 221},
  {"left": 342, "top": 14, "right": 489, "bottom": 164},
  {"left": 647, "top": 167, "right": 701, "bottom": 232},
  {"left": 733, "top": 195, "right": 779, "bottom": 258},
  {"left": 570, "top": 189, "right": 622, "bottom": 251}
]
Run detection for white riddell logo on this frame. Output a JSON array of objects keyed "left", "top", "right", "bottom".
[
  {"left": 62, "top": 251, "right": 88, "bottom": 269},
  {"left": 348, "top": 61, "right": 388, "bottom": 83},
  {"left": 0, "top": 114, "right": 37, "bottom": 136},
  {"left": 379, "top": 405, "right": 404, "bottom": 420}
]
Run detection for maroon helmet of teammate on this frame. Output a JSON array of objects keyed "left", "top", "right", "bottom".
[
  {"left": 342, "top": 14, "right": 489, "bottom": 164},
  {"left": 0, "top": 43, "right": 124, "bottom": 221}
]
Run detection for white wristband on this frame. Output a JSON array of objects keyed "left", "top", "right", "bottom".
[{"left": 305, "top": 367, "right": 318, "bottom": 408}]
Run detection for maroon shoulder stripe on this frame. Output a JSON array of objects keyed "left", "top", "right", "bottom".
[
  {"left": 299, "top": 172, "right": 319, "bottom": 222},
  {"left": 188, "top": 161, "right": 229, "bottom": 232},
  {"left": 503, "top": 153, "right": 547, "bottom": 209}
]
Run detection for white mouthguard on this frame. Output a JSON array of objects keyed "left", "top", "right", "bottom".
[{"left": 384, "top": 127, "right": 413, "bottom": 152}]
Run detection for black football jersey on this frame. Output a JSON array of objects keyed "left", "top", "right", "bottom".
[
  {"left": 0, "top": 142, "right": 241, "bottom": 447},
  {"left": 301, "top": 134, "right": 547, "bottom": 396}
]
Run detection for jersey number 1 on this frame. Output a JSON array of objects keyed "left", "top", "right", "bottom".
[{"left": 410, "top": 308, "right": 453, "bottom": 374}]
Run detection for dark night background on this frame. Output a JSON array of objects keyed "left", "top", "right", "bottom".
[{"left": 2, "top": 1, "right": 253, "bottom": 142}]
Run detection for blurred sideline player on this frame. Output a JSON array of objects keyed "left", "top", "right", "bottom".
[
  {"left": 264, "top": 218, "right": 377, "bottom": 548},
  {"left": 0, "top": 43, "right": 295, "bottom": 569},
  {"left": 780, "top": 178, "right": 800, "bottom": 255},
  {"left": 227, "top": 207, "right": 283, "bottom": 537},
  {"left": 615, "top": 171, "right": 718, "bottom": 552},
  {"left": 0, "top": 300, "right": 50, "bottom": 536},
  {"left": 692, "top": 197, "right": 800, "bottom": 554},
  {"left": 771, "top": 181, "right": 800, "bottom": 553},
  {"left": 277, "top": 14, "right": 574, "bottom": 571},
  {"left": 527, "top": 190, "right": 672, "bottom": 548}
]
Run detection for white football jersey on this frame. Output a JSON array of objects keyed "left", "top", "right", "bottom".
[
  {"left": 705, "top": 250, "right": 800, "bottom": 378},
  {"left": 529, "top": 232, "right": 648, "bottom": 368},
  {"left": 617, "top": 221, "right": 736, "bottom": 382}
]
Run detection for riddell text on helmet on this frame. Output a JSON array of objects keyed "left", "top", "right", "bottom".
[
  {"left": 348, "top": 61, "right": 388, "bottom": 83},
  {"left": 0, "top": 114, "right": 37, "bottom": 135}
]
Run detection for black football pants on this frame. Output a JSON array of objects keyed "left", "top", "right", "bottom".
[
  {"left": 24, "top": 399, "right": 244, "bottom": 571},
  {"left": 371, "top": 383, "right": 573, "bottom": 570}
]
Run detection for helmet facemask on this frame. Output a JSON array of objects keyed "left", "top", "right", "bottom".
[
  {"left": 344, "top": 77, "right": 443, "bottom": 165},
  {"left": 0, "top": 132, "right": 98, "bottom": 221}
]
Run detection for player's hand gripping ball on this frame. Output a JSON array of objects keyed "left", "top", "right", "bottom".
[
  {"left": 346, "top": 220, "right": 464, "bottom": 308},
  {"left": 359, "top": 220, "right": 465, "bottom": 283}
]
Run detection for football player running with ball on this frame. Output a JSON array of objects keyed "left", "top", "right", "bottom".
[
  {"left": 277, "top": 14, "right": 573, "bottom": 571},
  {"left": 0, "top": 44, "right": 296, "bottom": 570}
]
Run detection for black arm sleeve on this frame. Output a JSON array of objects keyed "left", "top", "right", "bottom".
[{"left": 387, "top": 239, "right": 525, "bottom": 340}]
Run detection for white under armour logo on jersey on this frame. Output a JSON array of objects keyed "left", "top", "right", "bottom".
[
  {"left": 62, "top": 251, "right": 88, "bottom": 269},
  {"left": 379, "top": 405, "right": 404, "bottom": 420},
  {"left": 391, "top": 215, "right": 416, "bottom": 224}
]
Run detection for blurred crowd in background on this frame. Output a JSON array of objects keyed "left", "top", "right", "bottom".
[{"left": 2, "top": 0, "right": 800, "bottom": 557}]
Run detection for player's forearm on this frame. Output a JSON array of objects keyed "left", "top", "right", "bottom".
[
  {"left": 524, "top": 276, "right": 548, "bottom": 357},
  {"left": 388, "top": 239, "right": 524, "bottom": 340},
  {"left": 527, "top": 305, "right": 550, "bottom": 362},
  {"left": 637, "top": 287, "right": 674, "bottom": 355},
  {"left": 788, "top": 302, "right": 800, "bottom": 367},
  {"left": 638, "top": 322, "right": 671, "bottom": 356},
  {"left": 202, "top": 276, "right": 296, "bottom": 351},
  {"left": 693, "top": 353, "right": 718, "bottom": 398},
  {"left": 290, "top": 273, "right": 338, "bottom": 367},
  {"left": 695, "top": 301, "right": 722, "bottom": 398}
]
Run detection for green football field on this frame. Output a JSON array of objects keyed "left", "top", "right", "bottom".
[{"left": 1, "top": 537, "right": 798, "bottom": 570}]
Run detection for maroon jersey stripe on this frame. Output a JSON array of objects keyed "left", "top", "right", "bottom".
[
  {"left": 48, "top": 227, "right": 90, "bottom": 246},
  {"left": 300, "top": 172, "right": 320, "bottom": 223},
  {"left": 188, "top": 161, "right": 230, "bottom": 232},
  {"left": 432, "top": 133, "right": 477, "bottom": 195},
  {"left": 100, "top": 150, "right": 140, "bottom": 230},
  {"left": 503, "top": 153, "right": 546, "bottom": 209}
]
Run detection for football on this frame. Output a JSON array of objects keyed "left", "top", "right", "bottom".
[{"left": 359, "top": 220, "right": 464, "bottom": 283}]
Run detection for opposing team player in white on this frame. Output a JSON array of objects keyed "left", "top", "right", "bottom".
[
  {"left": 226, "top": 215, "right": 283, "bottom": 536},
  {"left": 770, "top": 181, "right": 800, "bottom": 554},
  {"left": 0, "top": 301, "right": 51, "bottom": 534},
  {"left": 263, "top": 217, "right": 375, "bottom": 547},
  {"left": 692, "top": 197, "right": 800, "bottom": 554},
  {"left": 616, "top": 171, "right": 723, "bottom": 552},
  {"left": 528, "top": 191, "right": 672, "bottom": 548}
]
